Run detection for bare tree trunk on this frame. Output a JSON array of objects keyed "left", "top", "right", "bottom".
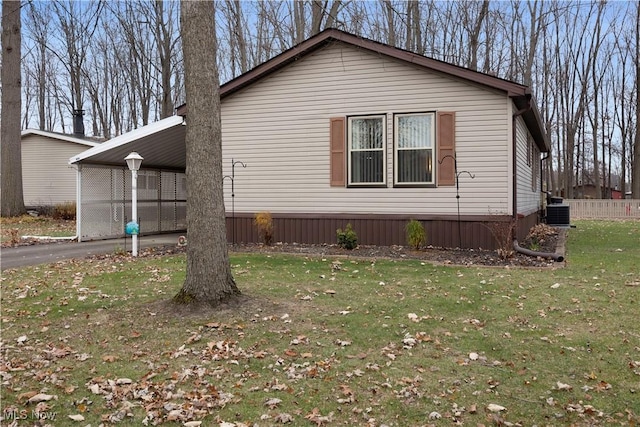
[
  {"left": 405, "top": 0, "right": 422, "bottom": 53},
  {"left": 311, "top": 0, "right": 342, "bottom": 35},
  {"left": 155, "top": 0, "right": 176, "bottom": 118},
  {"left": 293, "top": 1, "right": 306, "bottom": 44},
  {"left": 37, "top": 42, "right": 47, "bottom": 130},
  {"left": 21, "top": 70, "right": 33, "bottom": 129},
  {"left": 1, "top": 0, "right": 26, "bottom": 217},
  {"left": 466, "top": 0, "right": 490, "bottom": 71},
  {"left": 325, "top": 0, "right": 342, "bottom": 29},
  {"left": 620, "top": 88, "right": 627, "bottom": 197},
  {"left": 220, "top": 0, "right": 250, "bottom": 78},
  {"left": 615, "top": 43, "right": 630, "bottom": 196},
  {"left": 603, "top": 91, "right": 613, "bottom": 197},
  {"left": 383, "top": 0, "right": 396, "bottom": 46},
  {"left": 522, "top": 0, "right": 542, "bottom": 86},
  {"left": 116, "top": 3, "right": 153, "bottom": 126},
  {"left": 633, "top": 1, "right": 640, "bottom": 198},
  {"left": 591, "top": 80, "right": 601, "bottom": 198},
  {"left": 558, "top": 3, "right": 597, "bottom": 198},
  {"left": 588, "top": 3, "right": 606, "bottom": 198},
  {"left": 26, "top": 2, "right": 50, "bottom": 130},
  {"left": 233, "top": 0, "right": 249, "bottom": 73},
  {"left": 311, "top": 0, "right": 325, "bottom": 34},
  {"left": 174, "top": 0, "right": 240, "bottom": 306},
  {"left": 52, "top": 1, "right": 103, "bottom": 115}
]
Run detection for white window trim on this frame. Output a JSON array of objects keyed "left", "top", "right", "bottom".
[
  {"left": 347, "top": 115, "right": 387, "bottom": 186},
  {"left": 393, "top": 112, "right": 436, "bottom": 186}
]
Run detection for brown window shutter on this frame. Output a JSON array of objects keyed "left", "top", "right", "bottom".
[
  {"left": 437, "top": 111, "right": 456, "bottom": 186},
  {"left": 330, "top": 117, "right": 346, "bottom": 186}
]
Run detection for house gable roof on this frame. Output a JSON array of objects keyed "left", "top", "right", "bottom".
[
  {"left": 177, "top": 28, "right": 549, "bottom": 152},
  {"left": 22, "top": 129, "right": 101, "bottom": 148}
]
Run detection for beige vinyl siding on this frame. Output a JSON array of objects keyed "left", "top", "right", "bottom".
[
  {"left": 220, "top": 42, "right": 511, "bottom": 216},
  {"left": 21, "top": 135, "right": 86, "bottom": 206},
  {"left": 515, "top": 116, "right": 541, "bottom": 215}
]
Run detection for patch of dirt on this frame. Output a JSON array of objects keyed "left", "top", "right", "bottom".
[
  {"left": 146, "top": 226, "right": 564, "bottom": 268},
  {"left": 229, "top": 234, "right": 563, "bottom": 268}
]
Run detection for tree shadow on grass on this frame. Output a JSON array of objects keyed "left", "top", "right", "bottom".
[{"left": 145, "top": 292, "right": 297, "bottom": 320}]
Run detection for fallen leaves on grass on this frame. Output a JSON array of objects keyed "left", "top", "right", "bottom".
[
  {"left": 305, "top": 407, "right": 334, "bottom": 426},
  {"left": 27, "top": 393, "right": 57, "bottom": 403},
  {"left": 2, "top": 229, "right": 640, "bottom": 425},
  {"left": 486, "top": 403, "right": 507, "bottom": 412},
  {"left": 87, "top": 373, "right": 234, "bottom": 425}
]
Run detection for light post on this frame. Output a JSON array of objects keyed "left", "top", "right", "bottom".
[{"left": 125, "top": 152, "right": 143, "bottom": 256}]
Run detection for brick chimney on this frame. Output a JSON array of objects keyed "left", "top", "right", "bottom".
[{"left": 73, "top": 109, "right": 85, "bottom": 137}]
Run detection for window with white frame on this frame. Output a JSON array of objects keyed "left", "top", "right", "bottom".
[
  {"left": 394, "top": 113, "right": 435, "bottom": 185},
  {"left": 348, "top": 115, "right": 385, "bottom": 185}
]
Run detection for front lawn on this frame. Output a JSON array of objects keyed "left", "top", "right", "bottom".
[
  {"left": 1, "top": 220, "right": 638, "bottom": 425},
  {"left": 1, "top": 215, "right": 75, "bottom": 244}
]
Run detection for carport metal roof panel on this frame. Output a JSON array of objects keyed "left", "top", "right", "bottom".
[{"left": 69, "top": 116, "right": 186, "bottom": 170}]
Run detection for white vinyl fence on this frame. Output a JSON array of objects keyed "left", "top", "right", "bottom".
[{"left": 564, "top": 199, "right": 640, "bottom": 219}]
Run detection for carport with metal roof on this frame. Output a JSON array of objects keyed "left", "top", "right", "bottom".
[{"left": 69, "top": 116, "right": 188, "bottom": 241}]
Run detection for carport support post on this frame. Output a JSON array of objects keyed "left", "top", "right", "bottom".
[{"left": 125, "top": 152, "right": 143, "bottom": 256}]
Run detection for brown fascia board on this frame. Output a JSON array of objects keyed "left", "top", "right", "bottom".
[
  {"left": 512, "top": 93, "right": 551, "bottom": 153},
  {"left": 176, "top": 28, "right": 549, "bottom": 151},
  {"left": 219, "top": 28, "right": 533, "bottom": 99},
  {"left": 528, "top": 102, "right": 551, "bottom": 153}
]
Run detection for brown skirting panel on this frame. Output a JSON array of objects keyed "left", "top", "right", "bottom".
[
  {"left": 226, "top": 211, "right": 544, "bottom": 250},
  {"left": 516, "top": 211, "right": 541, "bottom": 242}
]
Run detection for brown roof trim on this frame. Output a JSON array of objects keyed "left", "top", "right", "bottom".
[
  {"left": 513, "top": 94, "right": 550, "bottom": 152},
  {"left": 176, "top": 28, "right": 549, "bottom": 151}
]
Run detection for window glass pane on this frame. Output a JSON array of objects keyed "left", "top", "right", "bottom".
[
  {"left": 397, "top": 150, "right": 432, "bottom": 183},
  {"left": 349, "top": 116, "right": 385, "bottom": 184},
  {"left": 351, "top": 150, "right": 384, "bottom": 183},
  {"left": 351, "top": 118, "right": 383, "bottom": 150},
  {"left": 395, "top": 113, "right": 434, "bottom": 184},
  {"left": 398, "top": 115, "right": 432, "bottom": 149}
]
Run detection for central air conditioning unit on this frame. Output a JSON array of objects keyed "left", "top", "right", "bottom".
[{"left": 546, "top": 204, "right": 570, "bottom": 227}]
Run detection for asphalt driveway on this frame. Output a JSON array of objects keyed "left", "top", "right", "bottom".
[{"left": 1, "top": 233, "right": 183, "bottom": 270}]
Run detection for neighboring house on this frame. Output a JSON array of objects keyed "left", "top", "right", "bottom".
[
  {"left": 572, "top": 184, "right": 623, "bottom": 200},
  {"left": 71, "top": 29, "right": 550, "bottom": 249},
  {"left": 21, "top": 129, "right": 100, "bottom": 208}
]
